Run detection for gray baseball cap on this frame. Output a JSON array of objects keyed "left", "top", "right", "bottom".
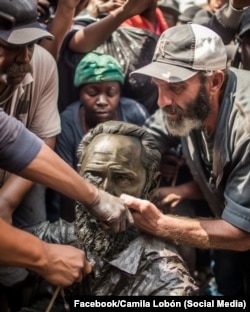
[
  {"left": 131, "top": 23, "right": 227, "bottom": 83},
  {"left": 0, "top": 0, "right": 53, "bottom": 45}
]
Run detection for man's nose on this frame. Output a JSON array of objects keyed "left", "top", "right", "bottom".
[
  {"left": 16, "top": 46, "right": 31, "bottom": 64},
  {"left": 157, "top": 88, "right": 173, "bottom": 108}
]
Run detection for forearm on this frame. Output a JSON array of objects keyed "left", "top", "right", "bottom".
[
  {"left": 157, "top": 214, "right": 249, "bottom": 251},
  {"left": 69, "top": 0, "right": 155, "bottom": 53},
  {"left": 18, "top": 143, "right": 98, "bottom": 206},
  {"left": 0, "top": 218, "right": 48, "bottom": 271},
  {"left": 122, "top": 194, "right": 250, "bottom": 252},
  {"left": 40, "top": 3, "right": 76, "bottom": 60},
  {"left": 69, "top": 7, "right": 130, "bottom": 53}
]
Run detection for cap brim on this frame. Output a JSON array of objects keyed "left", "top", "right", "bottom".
[
  {"left": 130, "top": 61, "right": 198, "bottom": 83},
  {"left": 0, "top": 21, "right": 54, "bottom": 45}
]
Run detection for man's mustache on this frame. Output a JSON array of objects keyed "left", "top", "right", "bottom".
[
  {"left": 7, "top": 63, "right": 32, "bottom": 75},
  {"left": 162, "top": 104, "right": 184, "bottom": 115}
]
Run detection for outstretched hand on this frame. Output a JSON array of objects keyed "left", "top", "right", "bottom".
[{"left": 86, "top": 189, "right": 134, "bottom": 233}]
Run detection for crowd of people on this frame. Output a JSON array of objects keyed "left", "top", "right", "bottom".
[{"left": 1, "top": 0, "right": 250, "bottom": 310}]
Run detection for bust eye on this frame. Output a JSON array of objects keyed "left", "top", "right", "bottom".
[
  {"left": 84, "top": 172, "right": 103, "bottom": 186},
  {"left": 114, "top": 174, "right": 133, "bottom": 187}
]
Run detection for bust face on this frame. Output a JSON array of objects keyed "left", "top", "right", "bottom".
[{"left": 78, "top": 133, "right": 147, "bottom": 198}]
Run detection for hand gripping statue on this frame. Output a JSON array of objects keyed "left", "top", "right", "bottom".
[{"left": 22, "top": 121, "right": 198, "bottom": 311}]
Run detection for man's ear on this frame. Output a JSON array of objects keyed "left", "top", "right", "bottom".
[
  {"left": 209, "top": 70, "right": 224, "bottom": 96},
  {"left": 147, "top": 171, "right": 161, "bottom": 200}
]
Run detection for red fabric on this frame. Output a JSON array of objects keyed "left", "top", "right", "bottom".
[{"left": 120, "top": 8, "right": 168, "bottom": 35}]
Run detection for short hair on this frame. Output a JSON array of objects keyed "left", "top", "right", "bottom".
[{"left": 77, "top": 121, "right": 161, "bottom": 199}]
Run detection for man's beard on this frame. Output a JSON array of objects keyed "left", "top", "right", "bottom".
[{"left": 163, "top": 84, "right": 210, "bottom": 136}]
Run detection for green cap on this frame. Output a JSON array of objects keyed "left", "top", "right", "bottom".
[{"left": 74, "top": 52, "right": 124, "bottom": 87}]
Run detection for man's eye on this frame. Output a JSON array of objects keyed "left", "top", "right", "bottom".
[
  {"left": 169, "top": 85, "right": 184, "bottom": 94},
  {"left": 27, "top": 43, "right": 35, "bottom": 50}
]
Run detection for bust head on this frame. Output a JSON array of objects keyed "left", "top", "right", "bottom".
[{"left": 77, "top": 120, "right": 161, "bottom": 200}]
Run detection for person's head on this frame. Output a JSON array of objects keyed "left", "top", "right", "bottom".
[
  {"left": 157, "top": 0, "right": 180, "bottom": 27},
  {"left": 0, "top": 0, "right": 53, "bottom": 86},
  {"left": 74, "top": 52, "right": 124, "bottom": 128},
  {"left": 177, "top": 5, "right": 202, "bottom": 24},
  {"left": 238, "top": 8, "right": 250, "bottom": 70},
  {"left": 77, "top": 121, "right": 161, "bottom": 200},
  {"left": 131, "top": 23, "right": 228, "bottom": 137}
]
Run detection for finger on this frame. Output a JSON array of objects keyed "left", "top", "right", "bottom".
[
  {"left": 120, "top": 193, "right": 141, "bottom": 212},
  {"left": 118, "top": 217, "right": 127, "bottom": 232},
  {"left": 100, "top": 221, "right": 110, "bottom": 232},
  {"left": 84, "top": 260, "right": 92, "bottom": 276},
  {"left": 75, "top": 271, "right": 83, "bottom": 283},
  {"left": 125, "top": 206, "right": 134, "bottom": 226}
]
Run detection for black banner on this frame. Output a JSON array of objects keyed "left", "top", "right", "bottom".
[{"left": 68, "top": 296, "right": 249, "bottom": 311}]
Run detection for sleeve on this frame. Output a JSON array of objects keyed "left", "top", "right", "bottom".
[
  {"left": 0, "top": 110, "right": 42, "bottom": 173},
  {"left": 222, "top": 142, "right": 250, "bottom": 233},
  {"left": 204, "top": 3, "right": 245, "bottom": 44},
  {"left": 28, "top": 45, "right": 61, "bottom": 139}
]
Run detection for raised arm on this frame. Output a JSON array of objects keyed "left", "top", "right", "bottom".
[{"left": 69, "top": 0, "right": 157, "bottom": 53}]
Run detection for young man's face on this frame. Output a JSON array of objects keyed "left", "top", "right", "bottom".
[
  {"left": 78, "top": 133, "right": 147, "bottom": 198},
  {"left": 0, "top": 39, "right": 33, "bottom": 86}
]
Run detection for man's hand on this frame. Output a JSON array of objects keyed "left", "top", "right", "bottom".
[
  {"left": 232, "top": 0, "right": 250, "bottom": 10},
  {"left": 122, "top": 0, "right": 157, "bottom": 17},
  {"left": 95, "top": 0, "right": 126, "bottom": 14},
  {"left": 38, "top": 243, "right": 92, "bottom": 286},
  {"left": 86, "top": 189, "right": 134, "bottom": 233},
  {"left": 152, "top": 187, "right": 181, "bottom": 213},
  {"left": 120, "top": 193, "right": 163, "bottom": 235}
]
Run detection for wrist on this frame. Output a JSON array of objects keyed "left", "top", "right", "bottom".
[
  {"left": 86, "top": 187, "right": 99, "bottom": 207},
  {"left": 26, "top": 239, "right": 49, "bottom": 276}
]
